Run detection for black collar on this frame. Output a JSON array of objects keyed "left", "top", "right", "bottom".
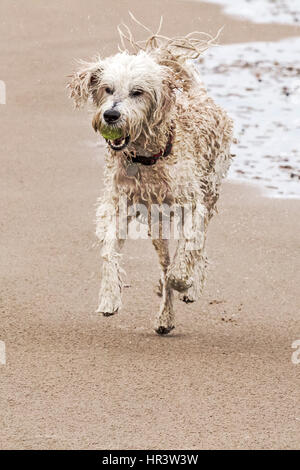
[{"left": 127, "top": 131, "right": 173, "bottom": 166}]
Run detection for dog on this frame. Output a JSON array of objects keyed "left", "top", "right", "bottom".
[{"left": 68, "top": 18, "right": 233, "bottom": 334}]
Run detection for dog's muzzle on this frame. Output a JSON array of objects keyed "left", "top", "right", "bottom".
[{"left": 92, "top": 113, "right": 130, "bottom": 151}]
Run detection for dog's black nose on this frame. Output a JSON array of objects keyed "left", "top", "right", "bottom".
[{"left": 103, "top": 109, "right": 121, "bottom": 123}]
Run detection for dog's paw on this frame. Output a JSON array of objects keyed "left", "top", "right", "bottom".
[
  {"left": 98, "top": 309, "right": 119, "bottom": 317},
  {"left": 168, "top": 274, "right": 193, "bottom": 292},
  {"left": 96, "top": 297, "right": 121, "bottom": 317},
  {"left": 179, "top": 293, "right": 195, "bottom": 303},
  {"left": 179, "top": 278, "right": 202, "bottom": 303},
  {"left": 155, "top": 325, "right": 175, "bottom": 336},
  {"left": 179, "top": 285, "right": 198, "bottom": 303}
]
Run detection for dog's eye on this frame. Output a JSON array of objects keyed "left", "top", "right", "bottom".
[
  {"left": 105, "top": 87, "right": 113, "bottom": 94},
  {"left": 131, "top": 89, "right": 143, "bottom": 97}
]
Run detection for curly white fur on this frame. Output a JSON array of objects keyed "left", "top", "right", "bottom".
[{"left": 68, "top": 20, "right": 233, "bottom": 335}]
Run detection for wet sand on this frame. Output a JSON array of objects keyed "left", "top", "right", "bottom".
[{"left": 0, "top": 0, "right": 299, "bottom": 450}]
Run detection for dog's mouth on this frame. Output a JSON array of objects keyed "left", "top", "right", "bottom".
[{"left": 107, "top": 135, "right": 130, "bottom": 151}]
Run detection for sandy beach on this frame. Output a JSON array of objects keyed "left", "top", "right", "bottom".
[{"left": 0, "top": 0, "right": 299, "bottom": 450}]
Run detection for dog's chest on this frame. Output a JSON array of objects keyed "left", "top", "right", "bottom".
[{"left": 114, "top": 161, "right": 174, "bottom": 205}]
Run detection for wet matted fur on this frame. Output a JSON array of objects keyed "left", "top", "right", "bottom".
[{"left": 68, "top": 16, "right": 233, "bottom": 334}]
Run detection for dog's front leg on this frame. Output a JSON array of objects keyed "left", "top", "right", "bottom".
[
  {"left": 152, "top": 238, "right": 174, "bottom": 335},
  {"left": 95, "top": 198, "right": 125, "bottom": 316}
]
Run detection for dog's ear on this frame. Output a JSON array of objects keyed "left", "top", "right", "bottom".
[
  {"left": 161, "top": 60, "right": 192, "bottom": 93},
  {"left": 152, "top": 67, "right": 176, "bottom": 126},
  {"left": 152, "top": 47, "right": 193, "bottom": 93},
  {"left": 67, "top": 60, "right": 103, "bottom": 108}
]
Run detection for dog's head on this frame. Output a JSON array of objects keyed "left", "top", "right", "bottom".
[{"left": 68, "top": 51, "right": 175, "bottom": 151}]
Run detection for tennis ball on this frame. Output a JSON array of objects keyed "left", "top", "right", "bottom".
[{"left": 100, "top": 126, "right": 123, "bottom": 141}]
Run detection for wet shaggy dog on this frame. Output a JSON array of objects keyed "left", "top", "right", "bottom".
[{"left": 68, "top": 19, "right": 233, "bottom": 334}]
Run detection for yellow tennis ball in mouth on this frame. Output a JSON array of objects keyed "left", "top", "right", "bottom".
[{"left": 100, "top": 126, "right": 123, "bottom": 141}]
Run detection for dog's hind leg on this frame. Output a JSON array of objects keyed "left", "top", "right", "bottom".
[
  {"left": 169, "top": 202, "right": 208, "bottom": 303},
  {"left": 152, "top": 238, "right": 175, "bottom": 335},
  {"left": 167, "top": 239, "right": 194, "bottom": 293},
  {"left": 178, "top": 249, "right": 207, "bottom": 303},
  {"left": 96, "top": 198, "right": 125, "bottom": 316}
]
